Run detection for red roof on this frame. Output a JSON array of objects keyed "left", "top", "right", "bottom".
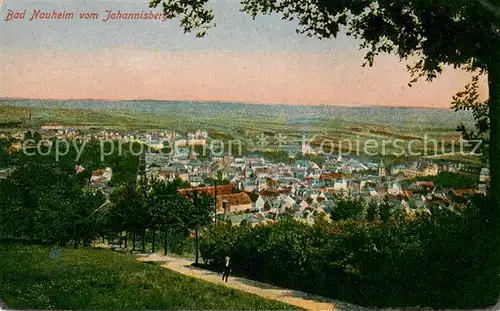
[
  {"left": 452, "top": 189, "right": 477, "bottom": 197},
  {"left": 92, "top": 169, "right": 106, "bottom": 176},
  {"left": 277, "top": 187, "right": 291, "bottom": 194},
  {"left": 416, "top": 181, "right": 435, "bottom": 188},
  {"left": 320, "top": 173, "right": 346, "bottom": 180},
  {"left": 178, "top": 185, "right": 235, "bottom": 198},
  {"left": 391, "top": 194, "right": 407, "bottom": 200}
]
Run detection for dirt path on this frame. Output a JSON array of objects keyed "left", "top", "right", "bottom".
[
  {"left": 98, "top": 246, "right": 500, "bottom": 311},
  {"left": 136, "top": 253, "right": 368, "bottom": 311}
]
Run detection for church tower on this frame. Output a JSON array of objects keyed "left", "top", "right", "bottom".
[{"left": 378, "top": 159, "right": 386, "bottom": 177}]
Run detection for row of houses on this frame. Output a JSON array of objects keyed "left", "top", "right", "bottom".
[{"left": 176, "top": 179, "right": 483, "bottom": 227}]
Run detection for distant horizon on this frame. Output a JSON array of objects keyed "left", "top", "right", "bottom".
[
  {"left": 0, "top": 97, "right": 453, "bottom": 111},
  {"left": 0, "top": 1, "right": 488, "bottom": 109}
]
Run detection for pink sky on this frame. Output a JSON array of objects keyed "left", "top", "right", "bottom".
[{"left": 0, "top": 48, "right": 487, "bottom": 108}]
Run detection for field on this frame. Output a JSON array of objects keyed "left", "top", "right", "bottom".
[
  {"left": 0, "top": 99, "right": 481, "bottom": 162},
  {"left": 0, "top": 243, "right": 297, "bottom": 310}
]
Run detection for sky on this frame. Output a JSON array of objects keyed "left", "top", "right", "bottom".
[{"left": 0, "top": 0, "right": 487, "bottom": 108}]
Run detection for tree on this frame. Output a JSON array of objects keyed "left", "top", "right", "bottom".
[
  {"left": 193, "top": 144, "right": 209, "bottom": 161},
  {"left": 330, "top": 195, "right": 366, "bottom": 221},
  {"left": 366, "top": 200, "right": 380, "bottom": 222},
  {"left": 70, "top": 190, "right": 107, "bottom": 247},
  {"left": 24, "top": 130, "right": 42, "bottom": 143},
  {"left": 0, "top": 161, "right": 104, "bottom": 246},
  {"left": 108, "top": 183, "right": 148, "bottom": 250},
  {"left": 0, "top": 138, "right": 14, "bottom": 168},
  {"left": 379, "top": 196, "right": 394, "bottom": 223},
  {"left": 183, "top": 190, "right": 214, "bottom": 264},
  {"left": 149, "top": 0, "right": 500, "bottom": 205},
  {"left": 206, "top": 177, "right": 230, "bottom": 186},
  {"left": 169, "top": 177, "right": 191, "bottom": 189},
  {"left": 147, "top": 179, "right": 186, "bottom": 256},
  {"left": 453, "top": 75, "right": 490, "bottom": 162}
]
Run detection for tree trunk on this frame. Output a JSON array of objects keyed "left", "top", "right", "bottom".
[
  {"left": 164, "top": 228, "right": 168, "bottom": 256},
  {"left": 124, "top": 232, "right": 128, "bottom": 249},
  {"left": 73, "top": 227, "right": 78, "bottom": 249},
  {"left": 152, "top": 227, "right": 156, "bottom": 253},
  {"left": 142, "top": 230, "right": 146, "bottom": 253},
  {"left": 214, "top": 184, "right": 217, "bottom": 224},
  {"left": 119, "top": 231, "right": 122, "bottom": 248},
  {"left": 488, "top": 57, "right": 500, "bottom": 208},
  {"left": 194, "top": 227, "right": 199, "bottom": 265},
  {"left": 132, "top": 232, "right": 136, "bottom": 252}
]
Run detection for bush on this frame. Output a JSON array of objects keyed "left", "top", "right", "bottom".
[{"left": 199, "top": 197, "right": 500, "bottom": 309}]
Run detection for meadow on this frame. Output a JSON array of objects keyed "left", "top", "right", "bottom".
[
  {"left": 0, "top": 99, "right": 480, "bottom": 162},
  {"left": 0, "top": 243, "right": 297, "bottom": 310}
]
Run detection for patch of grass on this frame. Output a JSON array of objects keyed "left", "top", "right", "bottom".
[{"left": 0, "top": 244, "right": 298, "bottom": 310}]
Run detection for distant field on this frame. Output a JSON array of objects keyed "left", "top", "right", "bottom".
[
  {"left": 0, "top": 244, "right": 296, "bottom": 310},
  {"left": 0, "top": 99, "right": 475, "bottom": 130},
  {"left": 0, "top": 99, "right": 479, "bottom": 160},
  {"left": 0, "top": 104, "right": 192, "bottom": 131}
]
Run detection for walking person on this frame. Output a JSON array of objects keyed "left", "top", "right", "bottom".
[{"left": 221, "top": 255, "right": 231, "bottom": 282}]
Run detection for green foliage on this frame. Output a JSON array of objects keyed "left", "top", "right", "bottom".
[
  {"left": 0, "top": 121, "right": 22, "bottom": 128},
  {"left": 0, "top": 244, "right": 295, "bottom": 310},
  {"left": 379, "top": 196, "right": 394, "bottom": 223},
  {"left": 0, "top": 138, "right": 14, "bottom": 168},
  {"left": 329, "top": 195, "right": 365, "bottom": 221},
  {"left": 105, "top": 178, "right": 206, "bottom": 254},
  {"left": 0, "top": 146, "right": 199, "bottom": 252},
  {"left": 255, "top": 150, "right": 293, "bottom": 164},
  {"left": 0, "top": 161, "right": 105, "bottom": 246},
  {"left": 147, "top": 180, "right": 186, "bottom": 229},
  {"left": 200, "top": 197, "right": 500, "bottom": 309},
  {"left": 183, "top": 190, "right": 214, "bottom": 230},
  {"left": 365, "top": 200, "right": 379, "bottom": 222},
  {"left": 11, "top": 138, "right": 141, "bottom": 186},
  {"left": 24, "top": 130, "right": 42, "bottom": 143},
  {"left": 103, "top": 142, "right": 141, "bottom": 186},
  {"left": 453, "top": 75, "right": 489, "bottom": 140},
  {"left": 302, "top": 154, "right": 325, "bottom": 165},
  {"left": 416, "top": 171, "right": 477, "bottom": 189},
  {"left": 193, "top": 144, "right": 209, "bottom": 161},
  {"left": 108, "top": 183, "right": 148, "bottom": 235},
  {"left": 205, "top": 177, "right": 230, "bottom": 186},
  {"left": 199, "top": 222, "right": 239, "bottom": 267}
]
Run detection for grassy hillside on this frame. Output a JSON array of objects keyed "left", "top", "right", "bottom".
[
  {"left": 0, "top": 104, "right": 185, "bottom": 130},
  {"left": 0, "top": 244, "right": 296, "bottom": 310}
]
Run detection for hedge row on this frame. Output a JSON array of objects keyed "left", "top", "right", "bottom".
[{"left": 200, "top": 196, "right": 500, "bottom": 309}]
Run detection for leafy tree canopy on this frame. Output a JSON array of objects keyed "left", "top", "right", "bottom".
[{"left": 150, "top": 0, "right": 499, "bottom": 74}]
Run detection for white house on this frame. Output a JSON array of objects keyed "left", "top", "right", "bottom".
[
  {"left": 422, "top": 164, "right": 439, "bottom": 176},
  {"left": 254, "top": 196, "right": 266, "bottom": 210},
  {"left": 388, "top": 182, "right": 403, "bottom": 196},
  {"left": 333, "top": 178, "right": 348, "bottom": 191},
  {"left": 480, "top": 167, "right": 490, "bottom": 183},
  {"left": 90, "top": 167, "right": 113, "bottom": 188}
]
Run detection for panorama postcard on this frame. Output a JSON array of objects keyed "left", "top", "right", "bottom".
[{"left": 0, "top": 0, "right": 499, "bottom": 310}]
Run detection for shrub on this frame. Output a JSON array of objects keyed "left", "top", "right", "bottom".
[{"left": 199, "top": 197, "right": 500, "bottom": 309}]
